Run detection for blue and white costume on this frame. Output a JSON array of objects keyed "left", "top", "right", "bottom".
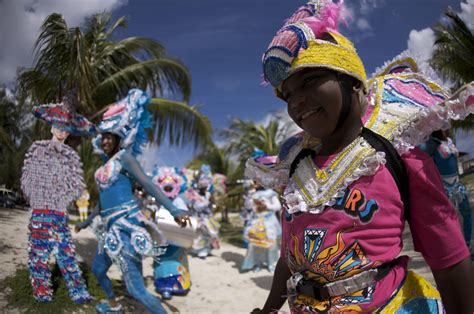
[{"left": 241, "top": 188, "right": 282, "bottom": 272}]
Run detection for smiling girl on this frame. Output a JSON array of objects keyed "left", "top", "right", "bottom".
[{"left": 247, "top": 1, "right": 474, "bottom": 313}]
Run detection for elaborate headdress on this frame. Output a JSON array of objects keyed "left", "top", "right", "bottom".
[
  {"left": 262, "top": 0, "right": 367, "bottom": 92},
  {"left": 93, "top": 89, "right": 152, "bottom": 156},
  {"left": 152, "top": 167, "right": 185, "bottom": 199},
  {"left": 33, "top": 94, "right": 96, "bottom": 136}
]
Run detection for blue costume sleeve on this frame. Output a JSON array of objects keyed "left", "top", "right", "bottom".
[
  {"left": 76, "top": 205, "right": 100, "bottom": 229},
  {"left": 121, "top": 150, "right": 184, "bottom": 218}
]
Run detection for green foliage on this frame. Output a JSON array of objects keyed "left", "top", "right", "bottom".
[
  {"left": 219, "top": 117, "right": 288, "bottom": 177},
  {"left": 18, "top": 12, "right": 190, "bottom": 113},
  {"left": 0, "top": 88, "right": 33, "bottom": 190},
  {"left": 17, "top": 11, "right": 211, "bottom": 147},
  {"left": 10, "top": 12, "right": 213, "bottom": 203},
  {"left": 0, "top": 265, "right": 121, "bottom": 314},
  {"left": 149, "top": 98, "right": 212, "bottom": 150},
  {"left": 430, "top": 7, "right": 474, "bottom": 130},
  {"left": 75, "top": 138, "right": 101, "bottom": 205}
]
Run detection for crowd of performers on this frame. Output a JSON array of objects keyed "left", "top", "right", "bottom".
[
  {"left": 20, "top": 89, "right": 230, "bottom": 313},
  {"left": 18, "top": 1, "right": 474, "bottom": 313},
  {"left": 18, "top": 86, "right": 474, "bottom": 313}
]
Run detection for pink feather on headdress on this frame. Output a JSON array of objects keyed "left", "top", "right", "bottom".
[
  {"left": 301, "top": 1, "right": 345, "bottom": 37},
  {"left": 266, "top": 1, "right": 346, "bottom": 54}
]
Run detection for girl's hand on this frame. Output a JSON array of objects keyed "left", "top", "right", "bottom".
[{"left": 74, "top": 225, "right": 81, "bottom": 233}]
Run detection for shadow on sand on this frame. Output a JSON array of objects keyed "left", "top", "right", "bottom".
[{"left": 220, "top": 251, "right": 244, "bottom": 271}]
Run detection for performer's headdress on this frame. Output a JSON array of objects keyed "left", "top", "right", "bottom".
[
  {"left": 262, "top": 0, "right": 367, "bottom": 93},
  {"left": 33, "top": 92, "right": 96, "bottom": 136},
  {"left": 152, "top": 167, "right": 185, "bottom": 199},
  {"left": 93, "top": 89, "right": 152, "bottom": 156}
]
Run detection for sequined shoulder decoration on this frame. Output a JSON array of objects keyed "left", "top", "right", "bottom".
[{"left": 94, "top": 149, "right": 126, "bottom": 190}]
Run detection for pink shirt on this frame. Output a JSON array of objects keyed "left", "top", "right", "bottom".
[{"left": 281, "top": 147, "right": 469, "bottom": 312}]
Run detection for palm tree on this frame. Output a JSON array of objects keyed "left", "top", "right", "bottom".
[
  {"left": 430, "top": 7, "right": 474, "bottom": 130},
  {"left": 220, "top": 117, "right": 291, "bottom": 171},
  {"left": 0, "top": 89, "right": 33, "bottom": 190},
  {"left": 18, "top": 12, "right": 211, "bottom": 147}
]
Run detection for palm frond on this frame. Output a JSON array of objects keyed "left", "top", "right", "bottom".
[
  {"left": 148, "top": 98, "right": 212, "bottom": 149},
  {"left": 97, "top": 37, "right": 166, "bottom": 63},
  {"left": 93, "top": 59, "right": 191, "bottom": 106},
  {"left": 430, "top": 7, "right": 474, "bottom": 86}
]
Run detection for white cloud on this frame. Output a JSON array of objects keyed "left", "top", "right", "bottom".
[
  {"left": 356, "top": 18, "right": 371, "bottom": 31},
  {"left": 344, "top": 0, "right": 385, "bottom": 39},
  {"left": 407, "top": 28, "right": 435, "bottom": 63},
  {"left": 460, "top": 0, "right": 474, "bottom": 30},
  {"left": 359, "top": 0, "right": 386, "bottom": 15},
  {"left": 0, "top": 0, "right": 127, "bottom": 84}
]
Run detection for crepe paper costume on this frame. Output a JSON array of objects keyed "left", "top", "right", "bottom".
[
  {"left": 76, "top": 190, "right": 90, "bottom": 222},
  {"left": 245, "top": 1, "right": 473, "bottom": 312},
  {"left": 184, "top": 166, "right": 220, "bottom": 258},
  {"left": 241, "top": 188, "right": 282, "bottom": 273},
  {"left": 21, "top": 103, "right": 93, "bottom": 303},
  {"left": 90, "top": 89, "right": 184, "bottom": 314},
  {"left": 149, "top": 166, "right": 194, "bottom": 300},
  {"left": 32, "top": 96, "right": 96, "bottom": 137},
  {"left": 151, "top": 167, "right": 193, "bottom": 300},
  {"left": 420, "top": 137, "right": 472, "bottom": 247}
]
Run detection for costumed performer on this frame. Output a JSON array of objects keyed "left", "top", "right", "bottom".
[
  {"left": 185, "top": 164, "right": 220, "bottom": 258},
  {"left": 21, "top": 95, "right": 95, "bottom": 303},
  {"left": 74, "top": 89, "right": 189, "bottom": 314},
  {"left": 151, "top": 166, "right": 192, "bottom": 300},
  {"left": 247, "top": 1, "right": 474, "bottom": 313},
  {"left": 420, "top": 130, "right": 472, "bottom": 251}
]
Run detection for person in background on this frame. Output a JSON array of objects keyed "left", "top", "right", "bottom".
[
  {"left": 420, "top": 130, "right": 472, "bottom": 252},
  {"left": 152, "top": 166, "right": 193, "bottom": 300},
  {"left": 185, "top": 164, "right": 220, "bottom": 258},
  {"left": 76, "top": 189, "right": 90, "bottom": 222},
  {"left": 241, "top": 179, "right": 282, "bottom": 273}
]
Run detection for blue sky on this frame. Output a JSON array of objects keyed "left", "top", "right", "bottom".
[
  {"left": 111, "top": 0, "right": 469, "bottom": 167},
  {"left": 1, "top": 0, "right": 473, "bottom": 168}
]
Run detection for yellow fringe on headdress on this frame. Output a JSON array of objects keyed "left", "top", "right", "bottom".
[{"left": 291, "top": 31, "right": 368, "bottom": 91}]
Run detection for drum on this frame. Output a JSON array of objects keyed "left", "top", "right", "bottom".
[{"left": 155, "top": 207, "right": 198, "bottom": 248}]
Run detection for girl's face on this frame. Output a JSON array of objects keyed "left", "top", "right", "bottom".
[
  {"left": 101, "top": 133, "right": 119, "bottom": 156},
  {"left": 281, "top": 68, "right": 343, "bottom": 139},
  {"left": 51, "top": 126, "right": 69, "bottom": 143}
]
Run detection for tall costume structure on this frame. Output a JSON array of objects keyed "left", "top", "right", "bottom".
[
  {"left": 77, "top": 89, "right": 188, "bottom": 314},
  {"left": 21, "top": 98, "right": 95, "bottom": 303},
  {"left": 185, "top": 164, "right": 220, "bottom": 258},
  {"left": 152, "top": 167, "right": 193, "bottom": 300},
  {"left": 420, "top": 132, "right": 472, "bottom": 249},
  {"left": 246, "top": 1, "right": 474, "bottom": 312}
]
